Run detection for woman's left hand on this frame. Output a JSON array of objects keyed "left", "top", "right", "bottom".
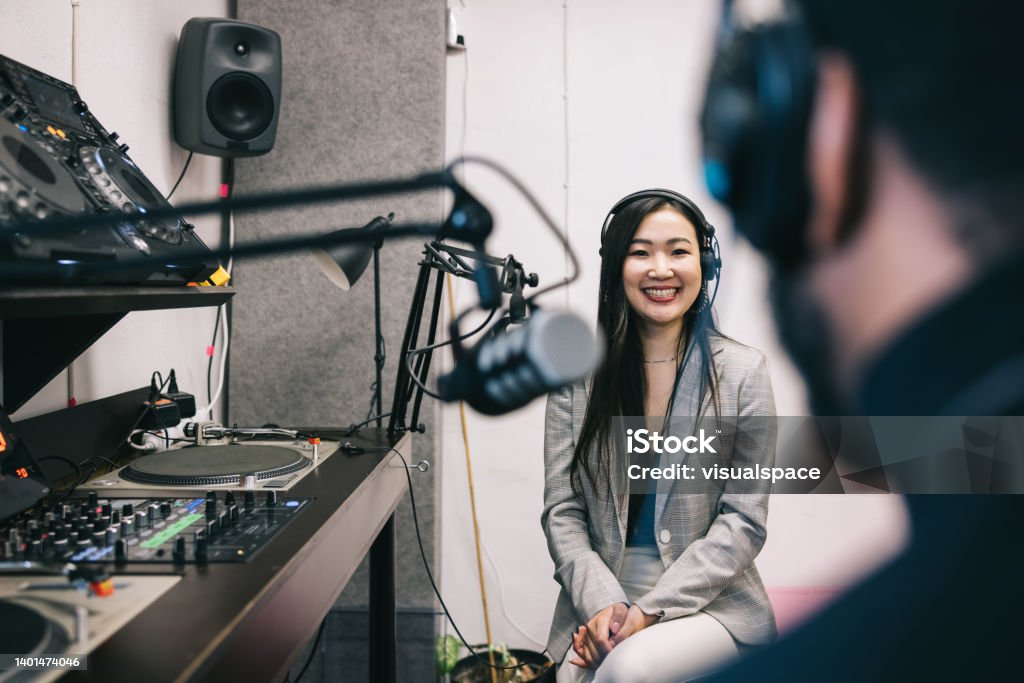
[{"left": 609, "top": 605, "right": 658, "bottom": 645}]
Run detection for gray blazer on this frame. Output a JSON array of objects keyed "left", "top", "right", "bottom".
[{"left": 541, "top": 334, "right": 778, "bottom": 663}]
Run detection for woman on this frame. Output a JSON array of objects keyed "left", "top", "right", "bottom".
[{"left": 542, "top": 190, "right": 777, "bottom": 683}]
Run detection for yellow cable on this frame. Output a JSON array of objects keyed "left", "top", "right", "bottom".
[{"left": 446, "top": 274, "right": 498, "bottom": 683}]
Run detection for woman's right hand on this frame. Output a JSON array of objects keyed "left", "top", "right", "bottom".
[{"left": 569, "top": 602, "right": 629, "bottom": 669}]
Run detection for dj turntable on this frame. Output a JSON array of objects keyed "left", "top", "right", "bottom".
[
  {"left": 0, "top": 574, "right": 180, "bottom": 683},
  {"left": 0, "top": 52, "right": 219, "bottom": 284},
  {"left": 80, "top": 424, "right": 341, "bottom": 494}
]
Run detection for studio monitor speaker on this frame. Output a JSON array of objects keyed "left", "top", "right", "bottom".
[{"left": 174, "top": 18, "right": 281, "bottom": 157}]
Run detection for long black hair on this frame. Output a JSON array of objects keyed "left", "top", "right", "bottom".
[{"left": 569, "top": 196, "right": 725, "bottom": 502}]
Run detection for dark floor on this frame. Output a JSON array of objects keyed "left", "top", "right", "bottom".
[{"left": 283, "top": 607, "right": 440, "bottom": 683}]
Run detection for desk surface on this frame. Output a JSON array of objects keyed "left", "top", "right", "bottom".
[{"left": 65, "top": 430, "right": 411, "bottom": 683}]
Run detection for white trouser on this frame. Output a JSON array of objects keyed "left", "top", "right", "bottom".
[{"left": 556, "top": 547, "right": 739, "bottom": 683}]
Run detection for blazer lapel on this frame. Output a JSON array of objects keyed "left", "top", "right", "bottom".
[{"left": 656, "top": 337, "right": 706, "bottom": 525}]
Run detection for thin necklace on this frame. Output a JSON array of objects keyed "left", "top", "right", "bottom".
[{"left": 642, "top": 350, "right": 683, "bottom": 364}]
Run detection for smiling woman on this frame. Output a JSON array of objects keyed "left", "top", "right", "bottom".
[{"left": 541, "top": 189, "right": 779, "bottom": 683}]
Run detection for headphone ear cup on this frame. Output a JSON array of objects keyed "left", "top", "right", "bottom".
[
  {"left": 701, "top": 13, "right": 816, "bottom": 269},
  {"left": 701, "top": 249, "right": 717, "bottom": 282}
]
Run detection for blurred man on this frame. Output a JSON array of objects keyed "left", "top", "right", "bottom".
[{"left": 700, "top": 0, "right": 1023, "bottom": 679}]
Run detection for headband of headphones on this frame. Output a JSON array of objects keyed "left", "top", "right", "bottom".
[{"left": 600, "top": 188, "right": 721, "bottom": 282}]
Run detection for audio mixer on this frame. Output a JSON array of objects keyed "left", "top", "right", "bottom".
[{"left": 1, "top": 489, "right": 306, "bottom": 566}]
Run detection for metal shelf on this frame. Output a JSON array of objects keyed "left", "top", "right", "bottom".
[{"left": 0, "top": 286, "right": 234, "bottom": 413}]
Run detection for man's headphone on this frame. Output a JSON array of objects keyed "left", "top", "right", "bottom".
[
  {"left": 700, "top": 0, "right": 816, "bottom": 270},
  {"left": 600, "top": 188, "right": 722, "bottom": 283}
]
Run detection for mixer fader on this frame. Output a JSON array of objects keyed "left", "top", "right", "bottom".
[{"left": 1, "top": 489, "right": 307, "bottom": 565}]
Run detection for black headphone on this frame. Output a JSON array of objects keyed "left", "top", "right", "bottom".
[
  {"left": 600, "top": 188, "right": 722, "bottom": 283},
  {"left": 700, "top": 0, "right": 816, "bottom": 270}
]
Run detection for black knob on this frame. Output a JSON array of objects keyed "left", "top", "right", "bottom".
[
  {"left": 244, "top": 491, "right": 255, "bottom": 509},
  {"left": 111, "top": 510, "right": 121, "bottom": 525},
  {"left": 64, "top": 153, "right": 78, "bottom": 167},
  {"left": 195, "top": 537, "right": 208, "bottom": 564},
  {"left": 224, "top": 491, "right": 235, "bottom": 506},
  {"left": 87, "top": 492, "right": 99, "bottom": 508},
  {"left": 0, "top": 94, "right": 14, "bottom": 107},
  {"left": 122, "top": 503, "right": 134, "bottom": 517},
  {"left": 115, "top": 538, "right": 127, "bottom": 564},
  {"left": 160, "top": 502, "right": 172, "bottom": 518},
  {"left": 101, "top": 503, "right": 112, "bottom": 517},
  {"left": 104, "top": 528, "right": 114, "bottom": 547},
  {"left": 173, "top": 537, "right": 186, "bottom": 564},
  {"left": 265, "top": 491, "right": 278, "bottom": 507},
  {"left": 108, "top": 132, "right": 119, "bottom": 142},
  {"left": 205, "top": 498, "right": 217, "bottom": 519},
  {"left": 94, "top": 518, "right": 107, "bottom": 533},
  {"left": 136, "top": 511, "right": 147, "bottom": 529},
  {"left": 73, "top": 100, "right": 88, "bottom": 114},
  {"left": 183, "top": 422, "right": 197, "bottom": 438},
  {"left": 12, "top": 107, "right": 26, "bottom": 121},
  {"left": 117, "top": 143, "right": 129, "bottom": 154}
]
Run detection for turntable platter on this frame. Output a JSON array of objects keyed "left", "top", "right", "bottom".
[
  {"left": 0, "top": 600, "right": 69, "bottom": 663},
  {"left": 120, "top": 445, "right": 310, "bottom": 487},
  {"left": 0, "top": 118, "right": 86, "bottom": 216}
]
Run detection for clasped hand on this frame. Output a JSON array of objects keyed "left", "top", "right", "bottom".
[{"left": 569, "top": 603, "right": 658, "bottom": 669}]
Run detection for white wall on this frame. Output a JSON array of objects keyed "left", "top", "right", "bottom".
[
  {"left": 440, "top": 0, "right": 909, "bottom": 651},
  {"left": 5, "top": 0, "right": 230, "bottom": 422}
]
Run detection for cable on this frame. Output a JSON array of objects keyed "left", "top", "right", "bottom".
[
  {"left": 343, "top": 412, "right": 393, "bottom": 437},
  {"left": 165, "top": 151, "right": 194, "bottom": 201},
  {"left": 206, "top": 305, "right": 222, "bottom": 414},
  {"left": 292, "top": 615, "right": 326, "bottom": 683},
  {"left": 35, "top": 455, "right": 82, "bottom": 482},
  {"left": 390, "top": 446, "right": 528, "bottom": 674},
  {"left": 562, "top": 0, "right": 572, "bottom": 308},
  {"left": 445, "top": 156, "right": 580, "bottom": 302},
  {"left": 404, "top": 350, "right": 445, "bottom": 400}
]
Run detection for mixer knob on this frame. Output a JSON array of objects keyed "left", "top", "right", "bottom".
[
  {"left": 0, "top": 176, "right": 11, "bottom": 193},
  {"left": 205, "top": 498, "right": 217, "bottom": 520},
  {"left": 265, "top": 491, "right": 278, "bottom": 507},
  {"left": 73, "top": 100, "right": 88, "bottom": 114},
  {"left": 115, "top": 539, "right": 127, "bottom": 564},
  {"left": 0, "top": 93, "right": 13, "bottom": 107},
  {"left": 87, "top": 492, "right": 99, "bottom": 508},
  {"left": 117, "top": 143, "right": 129, "bottom": 155},
  {"left": 195, "top": 537, "right": 208, "bottom": 564},
  {"left": 12, "top": 107, "right": 26, "bottom": 121},
  {"left": 102, "top": 503, "right": 112, "bottom": 517},
  {"left": 244, "top": 491, "right": 255, "bottom": 510},
  {"left": 160, "top": 502, "right": 172, "bottom": 518},
  {"left": 122, "top": 503, "right": 134, "bottom": 517},
  {"left": 183, "top": 422, "right": 197, "bottom": 438},
  {"left": 15, "top": 191, "right": 30, "bottom": 209},
  {"left": 224, "top": 491, "right": 236, "bottom": 506},
  {"left": 108, "top": 132, "right": 119, "bottom": 143},
  {"left": 173, "top": 537, "right": 186, "bottom": 564},
  {"left": 135, "top": 511, "right": 147, "bottom": 529},
  {"left": 111, "top": 510, "right": 121, "bottom": 525},
  {"left": 104, "top": 528, "right": 114, "bottom": 547},
  {"left": 147, "top": 504, "right": 159, "bottom": 524},
  {"left": 94, "top": 518, "right": 107, "bottom": 533}
]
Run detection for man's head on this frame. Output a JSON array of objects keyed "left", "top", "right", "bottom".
[{"left": 702, "top": 0, "right": 1024, "bottom": 411}]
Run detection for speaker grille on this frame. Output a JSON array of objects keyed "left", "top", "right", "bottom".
[{"left": 206, "top": 72, "right": 274, "bottom": 141}]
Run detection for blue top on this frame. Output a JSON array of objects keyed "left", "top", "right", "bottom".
[{"left": 626, "top": 492, "right": 657, "bottom": 547}]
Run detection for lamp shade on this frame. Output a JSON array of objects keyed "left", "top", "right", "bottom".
[{"left": 311, "top": 234, "right": 373, "bottom": 290}]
